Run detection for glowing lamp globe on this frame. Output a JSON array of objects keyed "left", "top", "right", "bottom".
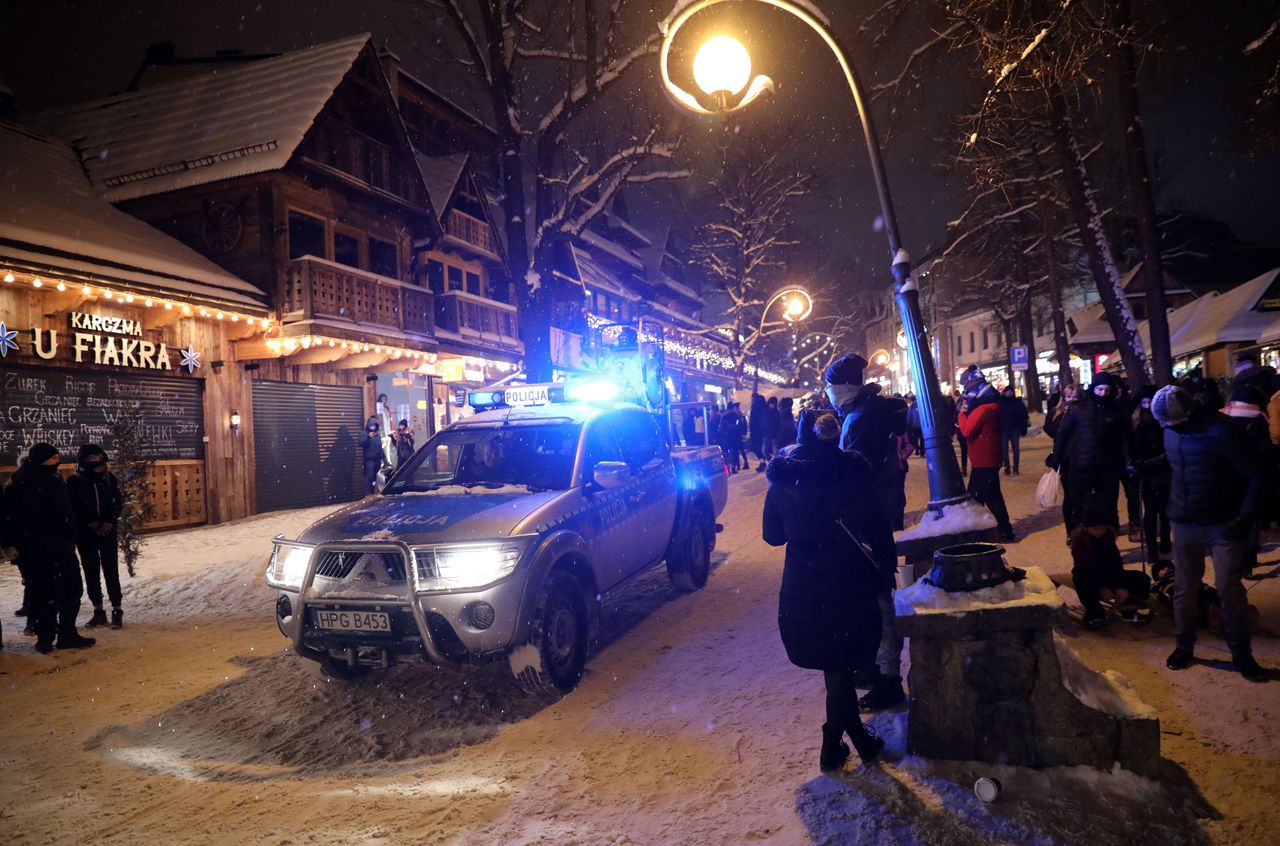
[{"left": 693, "top": 36, "right": 752, "bottom": 97}]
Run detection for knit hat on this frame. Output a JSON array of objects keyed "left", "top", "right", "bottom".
[
  {"left": 824, "top": 353, "right": 867, "bottom": 386},
  {"left": 1230, "top": 384, "right": 1265, "bottom": 407},
  {"left": 1091, "top": 372, "right": 1121, "bottom": 392},
  {"left": 77, "top": 443, "right": 107, "bottom": 464},
  {"left": 27, "top": 443, "right": 59, "bottom": 464},
  {"left": 1151, "top": 385, "right": 1192, "bottom": 426},
  {"left": 960, "top": 365, "right": 984, "bottom": 389}
]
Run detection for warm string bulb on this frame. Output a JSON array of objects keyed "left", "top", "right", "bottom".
[{"left": 32, "top": 278, "right": 42, "bottom": 288}]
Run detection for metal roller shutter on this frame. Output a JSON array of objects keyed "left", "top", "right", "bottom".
[{"left": 252, "top": 380, "right": 365, "bottom": 513}]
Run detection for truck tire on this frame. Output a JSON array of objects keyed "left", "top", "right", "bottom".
[
  {"left": 303, "top": 656, "right": 373, "bottom": 682},
  {"left": 509, "top": 571, "right": 589, "bottom": 694},
  {"left": 667, "top": 503, "right": 712, "bottom": 592}
]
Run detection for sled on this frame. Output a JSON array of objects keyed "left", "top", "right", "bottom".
[{"left": 1048, "top": 571, "right": 1154, "bottom": 628}]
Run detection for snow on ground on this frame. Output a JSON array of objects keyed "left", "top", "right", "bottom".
[{"left": 0, "top": 433, "right": 1277, "bottom": 845}]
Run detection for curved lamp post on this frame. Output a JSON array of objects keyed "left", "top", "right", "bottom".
[
  {"left": 748, "top": 285, "right": 813, "bottom": 389},
  {"left": 659, "top": 0, "right": 966, "bottom": 506}
]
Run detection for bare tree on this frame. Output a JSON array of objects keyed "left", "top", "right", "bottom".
[
  {"left": 404, "top": 0, "right": 687, "bottom": 379},
  {"left": 689, "top": 124, "right": 814, "bottom": 385}
]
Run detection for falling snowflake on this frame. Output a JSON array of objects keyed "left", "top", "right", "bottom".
[
  {"left": 0, "top": 322, "right": 18, "bottom": 357},
  {"left": 179, "top": 345, "right": 202, "bottom": 371}
]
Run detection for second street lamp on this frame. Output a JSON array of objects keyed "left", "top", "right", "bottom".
[{"left": 659, "top": 0, "right": 971, "bottom": 521}]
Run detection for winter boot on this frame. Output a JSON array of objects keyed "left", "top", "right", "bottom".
[
  {"left": 1233, "top": 653, "right": 1268, "bottom": 683},
  {"left": 818, "top": 723, "right": 850, "bottom": 772},
  {"left": 34, "top": 640, "right": 54, "bottom": 654},
  {"left": 848, "top": 722, "right": 885, "bottom": 764},
  {"left": 15, "top": 605, "right": 26, "bottom": 617},
  {"left": 859, "top": 675, "right": 906, "bottom": 712},
  {"left": 110, "top": 608, "right": 124, "bottom": 630},
  {"left": 86, "top": 607, "right": 108, "bottom": 628},
  {"left": 56, "top": 632, "right": 96, "bottom": 649},
  {"left": 22, "top": 624, "right": 36, "bottom": 636},
  {"left": 1166, "top": 646, "right": 1194, "bottom": 670}
]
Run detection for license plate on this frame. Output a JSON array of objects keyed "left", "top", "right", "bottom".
[
  {"left": 503, "top": 385, "right": 549, "bottom": 406},
  {"left": 312, "top": 610, "right": 391, "bottom": 633}
]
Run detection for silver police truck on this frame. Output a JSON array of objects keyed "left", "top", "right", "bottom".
[{"left": 266, "top": 381, "right": 729, "bottom": 692}]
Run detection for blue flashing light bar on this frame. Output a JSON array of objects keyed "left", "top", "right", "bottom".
[{"left": 466, "top": 380, "right": 620, "bottom": 410}]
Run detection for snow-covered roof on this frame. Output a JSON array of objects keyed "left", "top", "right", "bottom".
[
  {"left": 1167, "top": 268, "right": 1277, "bottom": 355},
  {"left": 0, "top": 122, "right": 266, "bottom": 309},
  {"left": 25, "top": 34, "right": 371, "bottom": 202},
  {"left": 571, "top": 245, "right": 641, "bottom": 301},
  {"left": 1066, "top": 302, "right": 1112, "bottom": 346},
  {"left": 579, "top": 230, "right": 645, "bottom": 270},
  {"left": 416, "top": 152, "right": 468, "bottom": 217}
]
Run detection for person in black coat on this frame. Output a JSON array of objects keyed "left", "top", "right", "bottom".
[
  {"left": 719, "top": 403, "right": 747, "bottom": 472},
  {"left": 747, "top": 393, "right": 768, "bottom": 463},
  {"left": 66, "top": 444, "right": 125, "bottom": 629},
  {"left": 1129, "top": 387, "right": 1172, "bottom": 562},
  {"left": 360, "top": 419, "right": 386, "bottom": 494},
  {"left": 764, "top": 408, "right": 890, "bottom": 770},
  {"left": 4, "top": 444, "right": 95, "bottom": 652},
  {"left": 776, "top": 397, "right": 797, "bottom": 450},
  {"left": 1152, "top": 386, "right": 1267, "bottom": 682},
  {"left": 998, "top": 387, "right": 1030, "bottom": 475},
  {"left": 393, "top": 419, "right": 417, "bottom": 466},
  {"left": 1051, "top": 373, "right": 1129, "bottom": 536}
]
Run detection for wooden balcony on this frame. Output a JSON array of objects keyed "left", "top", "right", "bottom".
[
  {"left": 444, "top": 210, "right": 499, "bottom": 258},
  {"left": 284, "top": 256, "right": 434, "bottom": 338},
  {"left": 305, "top": 119, "right": 427, "bottom": 209},
  {"left": 435, "top": 290, "right": 520, "bottom": 351}
]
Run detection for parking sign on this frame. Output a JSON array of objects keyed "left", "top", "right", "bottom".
[{"left": 1011, "top": 345, "right": 1029, "bottom": 371}]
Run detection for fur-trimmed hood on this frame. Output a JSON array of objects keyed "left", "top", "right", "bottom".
[{"left": 766, "top": 445, "right": 870, "bottom": 487}]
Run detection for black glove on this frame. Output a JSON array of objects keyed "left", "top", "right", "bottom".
[
  {"left": 1045, "top": 452, "right": 1059, "bottom": 471},
  {"left": 1225, "top": 516, "right": 1253, "bottom": 541},
  {"left": 1125, "top": 464, "right": 1139, "bottom": 479}
]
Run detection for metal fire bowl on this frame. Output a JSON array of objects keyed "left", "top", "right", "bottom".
[{"left": 926, "top": 542, "right": 1027, "bottom": 592}]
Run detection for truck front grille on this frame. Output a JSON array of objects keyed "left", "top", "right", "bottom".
[{"left": 314, "top": 550, "right": 407, "bottom": 582}]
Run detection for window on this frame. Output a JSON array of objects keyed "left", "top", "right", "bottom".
[
  {"left": 595, "top": 292, "right": 607, "bottom": 316},
  {"left": 955, "top": 335, "right": 962, "bottom": 355},
  {"left": 369, "top": 237, "right": 398, "bottom": 278},
  {"left": 969, "top": 332, "right": 975, "bottom": 354},
  {"left": 982, "top": 328, "right": 989, "bottom": 350},
  {"left": 995, "top": 331, "right": 1003, "bottom": 348},
  {"left": 465, "top": 271, "right": 481, "bottom": 296},
  {"left": 617, "top": 411, "right": 666, "bottom": 469},
  {"left": 488, "top": 278, "right": 510, "bottom": 304},
  {"left": 288, "top": 211, "right": 325, "bottom": 260},
  {"left": 334, "top": 231, "right": 360, "bottom": 268},
  {"left": 427, "top": 259, "right": 445, "bottom": 293},
  {"left": 583, "top": 419, "right": 624, "bottom": 480},
  {"left": 447, "top": 265, "right": 464, "bottom": 292}
]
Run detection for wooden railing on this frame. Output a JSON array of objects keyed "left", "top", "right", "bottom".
[
  {"left": 285, "top": 256, "right": 435, "bottom": 338},
  {"left": 435, "top": 290, "right": 519, "bottom": 348},
  {"left": 309, "top": 119, "right": 426, "bottom": 207},
  {"left": 0, "top": 459, "right": 207, "bottom": 530},
  {"left": 445, "top": 210, "right": 498, "bottom": 256}
]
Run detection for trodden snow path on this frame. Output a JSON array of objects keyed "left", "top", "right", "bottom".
[{"left": 0, "top": 432, "right": 1276, "bottom": 845}]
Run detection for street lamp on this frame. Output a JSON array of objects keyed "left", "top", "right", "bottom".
[{"left": 659, "top": 0, "right": 967, "bottom": 511}]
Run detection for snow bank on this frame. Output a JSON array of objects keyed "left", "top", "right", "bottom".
[
  {"left": 1054, "top": 634, "right": 1158, "bottom": 720},
  {"left": 895, "top": 566, "right": 1062, "bottom": 617},
  {"left": 897, "top": 498, "right": 997, "bottom": 542}
]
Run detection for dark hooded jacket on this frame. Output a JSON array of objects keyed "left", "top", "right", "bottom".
[
  {"left": 1164, "top": 405, "right": 1262, "bottom": 524},
  {"left": 1053, "top": 390, "right": 1129, "bottom": 476},
  {"left": 4, "top": 459, "right": 77, "bottom": 564},
  {"left": 837, "top": 383, "right": 908, "bottom": 471},
  {"left": 66, "top": 446, "right": 124, "bottom": 538},
  {"left": 763, "top": 425, "right": 894, "bottom": 671}
]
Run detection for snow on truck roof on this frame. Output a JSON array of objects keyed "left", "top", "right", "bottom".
[{"left": 454, "top": 402, "right": 636, "bottom": 427}]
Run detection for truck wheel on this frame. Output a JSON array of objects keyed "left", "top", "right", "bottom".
[
  {"left": 303, "top": 656, "right": 373, "bottom": 682},
  {"left": 510, "top": 571, "right": 589, "bottom": 694},
  {"left": 668, "top": 505, "right": 712, "bottom": 592}
]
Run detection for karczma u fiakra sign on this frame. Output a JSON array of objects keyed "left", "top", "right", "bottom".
[{"left": 0, "top": 311, "right": 203, "bottom": 372}]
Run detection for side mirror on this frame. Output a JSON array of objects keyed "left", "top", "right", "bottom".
[
  {"left": 375, "top": 468, "right": 390, "bottom": 493},
  {"left": 592, "top": 460, "right": 631, "bottom": 490}
]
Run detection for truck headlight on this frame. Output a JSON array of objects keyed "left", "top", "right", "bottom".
[
  {"left": 266, "top": 542, "right": 313, "bottom": 589},
  {"left": 411, "top": 540, "right": 528, "bottom": 592}
]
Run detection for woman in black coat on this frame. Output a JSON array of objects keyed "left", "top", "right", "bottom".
[{"left": 763, "top": 409, "right": 892, "bottom": 770}]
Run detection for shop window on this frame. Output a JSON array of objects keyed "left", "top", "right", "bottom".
[
  {"left": 447, "top": 265, "right": 464, "bottom": 292},
  {"left": 427, "top": 259, "right": 445, "bottom": 293},
  {"left": 288, "top": 211, "right": 326, "bottom": 261},
  {"left": 369, "top": 237, "right": 398, "bottom": 278},
  {"left": 335, "top": 231, "right": 360, "bottom": 269},
  {"left": 466, "top": 271, "right": 482, "bottom": 296}
]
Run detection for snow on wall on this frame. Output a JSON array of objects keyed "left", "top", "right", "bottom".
[
  {"left": 895, "top": 565, "right": 1063, "bottom": 617},
  {"left": 1053, "top": 634, "right": 1158, "bottom": 721},
  {"left": 897, "top": 497, "right": 997, "bottom": 542}
]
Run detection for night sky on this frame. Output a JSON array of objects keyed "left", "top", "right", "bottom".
[{"left": 2, "top": 0, "right": 1275, "bottom": 293}]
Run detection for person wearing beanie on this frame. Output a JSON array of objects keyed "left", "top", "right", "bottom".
[
  {"left": 763, "top": 408, "right": 892, "bottom": 771},
  {"left": 1153, "top": 385, "right": 1269, "bottom": 682},
  {"left": 1221, "top": 384, "right": 1276, "bottom": 575},
  {"left": 823, "top": 351, "right": 909, "bottom": 712},
  {"left": 958, "top": 367, "right": 1016, "bottom": 542},
  {"left": 360, "top": 418, "right": 387, "bottom": 494},
  {"left": 1128, "top": 386, "right": 1172, "bottom": 563},
  {"left": 2, "top": 444, "right": 95, "bottom": 652},
  {"left": 1069, "top": 495, "right": 1152, "bottom": 627},
  {"left": 1051, "top": 371, "right": 1130, "bottom": 538},
  {"left": 67, "top": 444, "right": 125, "bottom": 629}
]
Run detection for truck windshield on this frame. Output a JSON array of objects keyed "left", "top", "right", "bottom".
[{"left": 384, "top": 423, "right": 582, "bottom": 493}]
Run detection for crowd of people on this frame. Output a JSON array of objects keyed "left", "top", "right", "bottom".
[
  {"left": 761, "top": 350, "right": 1274, "bottom": 772},
  {"left": 1, "top": 443, "right": 124, "bottom": 653}
]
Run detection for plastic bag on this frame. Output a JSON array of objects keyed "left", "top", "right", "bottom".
[{"left": 1036, "top": 468, "right": 1063, "bottom": 509}]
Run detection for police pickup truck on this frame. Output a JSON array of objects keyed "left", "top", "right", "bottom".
[{"left": 266, "top": 381, "right": 728, "bottom": 692}]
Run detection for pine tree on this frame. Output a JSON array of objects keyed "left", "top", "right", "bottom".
[{"left": 110, "top": 411, "right": 155, "bottom": 578}]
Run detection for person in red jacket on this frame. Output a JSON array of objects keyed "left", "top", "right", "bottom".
[{"left": 958, "top": 366, "right": 1015, "bottom": 541}]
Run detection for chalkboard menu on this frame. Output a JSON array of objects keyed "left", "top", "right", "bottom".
[{"left": 0, "top": 363, "right": 205, "bottom": 465}]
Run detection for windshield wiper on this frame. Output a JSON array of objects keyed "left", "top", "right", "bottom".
[
  {"left": 458, "top": 481, "right": 508, "bottom": 490},
  {"left": 388, "top": 483, "right": 444, "bottom": 494}
]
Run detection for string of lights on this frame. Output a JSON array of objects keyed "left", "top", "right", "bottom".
[{"left": 586, "top": 312, "right": 788, "bottom": 384}]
